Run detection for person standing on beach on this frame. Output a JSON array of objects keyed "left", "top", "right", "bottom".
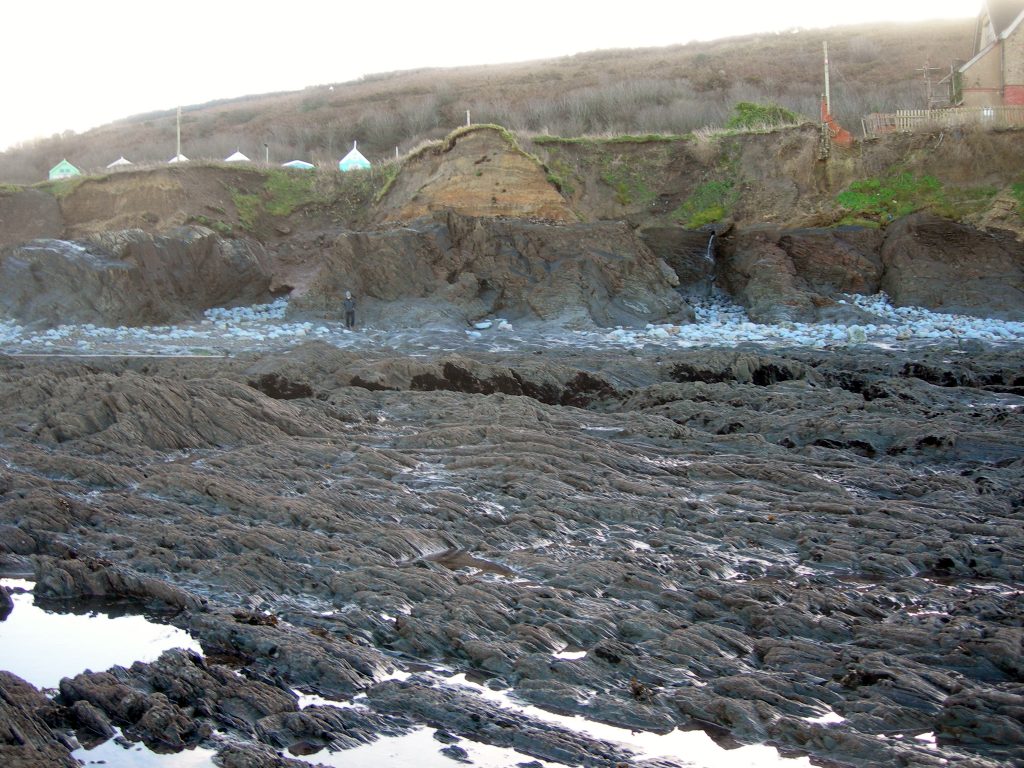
[{"left": 343, "top": 291, "right": 356, "bottom": 330}]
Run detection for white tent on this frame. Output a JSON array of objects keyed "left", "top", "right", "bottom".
[
  {"left": 282, "top": 160, "right": 315, "bottom": 170},
  {"left": 339, "top": 141, "right": 371, "bottom": 172},
  {"left": 168, "top": 154, "right": 189, "bottom": 163},
  {"left": 225, "top": 150, "right": 250, "bottom": 163},
  {"left": 106, "top": 156, "right": 133, "bottom": 168}
]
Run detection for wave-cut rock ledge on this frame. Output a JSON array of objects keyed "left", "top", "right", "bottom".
[{"left": 0, "top": 341, "right": 1022, "bottom": 767}]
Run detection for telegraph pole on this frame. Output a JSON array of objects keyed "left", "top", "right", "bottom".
[{"left": 823, "top": 42, "right": 831, "bottom": 115}]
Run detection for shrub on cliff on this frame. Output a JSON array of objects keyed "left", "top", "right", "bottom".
[
  {"left": 837, "top": 173, "right": 999, "bottom": 226},
  {"left": 1013, "top": 181, "right": 1024, "bottom": 217},
  {"left": 726, "top": 102, "right": 801, "bottom": 131}
]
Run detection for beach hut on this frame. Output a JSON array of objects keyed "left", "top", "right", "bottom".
[
  {"left": 106, "top": 156, "right": 133, "bottom": 169},
  {"left": 168, "top": 154, "right": 189, "bottom": 164},
  {"left": 282, "top": 160, "right": 315, "bottom": 170},
  {"left": 48, "top": 159, "right": 81, "bottom": 180},
  {"left": 338, "top": 141, "right": 371, "bottom": 172},
  {"left": 225, "top": 150, "right": 250, "bottom": 163}
]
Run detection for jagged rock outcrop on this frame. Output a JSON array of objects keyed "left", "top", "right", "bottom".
[
  {"left": 15, "top": 370, "right": 334, "bottom": 450},
  {"left": 779, "top": 226, "right": 884, "bottom": 295},
  {"left": 717, "top": 219, "right": 1024, "bottom": 323},
  {"left": 717, "top": 227, "right": 831, "bottom": 323},
  {"left": 290, "top": 212, "right": 689, "bottom": 328},
  {"left": 0, "top": 226, "right": 272, "bottom": 327},
  {"left": 0, "top": 672, "right": 78, "bottom": 768},
  {"left": 34, "top": 556, "right": 206, "bottom": 611},
  {"left": 880, "top": 213, "right": 1024, "bottom": 319}
]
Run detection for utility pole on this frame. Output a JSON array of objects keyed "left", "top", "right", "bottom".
[
  {"left": 823, "top": 41, "right": 831, "bottom": 116},
  {"left": 466, "top": 110, "right": 471, "bottom": 127},
  {"left": 264, "top": 143, "right": 269, "bottom": 163},
  {"left": 176, "top": 106, "right": 182, "bottom": 159}
]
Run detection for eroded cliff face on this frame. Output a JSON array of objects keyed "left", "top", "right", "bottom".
[
  {"left": 374, "top": 127, "right": 575, "bottom": 223},
  {"left": 1, "top": 126, "right": 1022, "bottom": 329}
]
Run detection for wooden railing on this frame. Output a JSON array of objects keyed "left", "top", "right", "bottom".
[{"left": 862, "top": 106, "right": 1024, "bottom": 137}]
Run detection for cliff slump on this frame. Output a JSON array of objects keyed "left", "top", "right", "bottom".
[
  {"left": 375, "top": 127, "right": 574, "bottom": 223},
  {"left": 0, "top": 188, "right": 62, "bottom": 247}
]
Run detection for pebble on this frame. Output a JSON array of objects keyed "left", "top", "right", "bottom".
[{"left": 2, "top": 293, "right": 1023, "bottom": 355}]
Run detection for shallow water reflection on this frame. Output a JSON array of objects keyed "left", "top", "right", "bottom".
[
  {"left": 0, "top": 579, "right": 201, "bottom": 690},
  {"left": 292, "top": 725, "right": 566, "bottom": 768},
  {"left": 72, "top": 729, "right": 218, "bottom": 768},
  {"left": 443, "top": 674, "right": 814, "bottom": 767}
]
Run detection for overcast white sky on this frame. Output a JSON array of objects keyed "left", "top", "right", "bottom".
[{"left": 1, "top": 0, "right": 977, "bottom": 150}]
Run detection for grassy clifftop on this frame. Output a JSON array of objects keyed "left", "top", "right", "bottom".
[{"left": 3, "top": 124, "right": 1021, "bottom": 253}]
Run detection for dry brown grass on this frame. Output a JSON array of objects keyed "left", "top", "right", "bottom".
[{"left": 0, "top": 19, "right": 974, "bottom": 184}]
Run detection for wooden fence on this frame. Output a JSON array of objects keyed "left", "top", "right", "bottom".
[{"left": 863, "top": 106, "right": 1024, "bottom": 137}]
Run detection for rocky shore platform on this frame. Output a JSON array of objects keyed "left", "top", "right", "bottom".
[{"left": 1, "top": 340, "right": 1022, "bottom": 767}]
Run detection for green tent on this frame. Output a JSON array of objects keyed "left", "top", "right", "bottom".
[{"left": 48, "top": 159, "right": 81, "bottom": 180}]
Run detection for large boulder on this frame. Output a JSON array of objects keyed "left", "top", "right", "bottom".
[
  {"left": 880, "top": 213, "right": 1024, "bottom": 319},
  {"left": 717, "top": 228, "right": 822, "bottom": 323},
  {"left": 291, "top": 212, "right": 689, "bottom": 328},
  {"left": 0, "top": 227, "right": 272, "bottom": 328}
]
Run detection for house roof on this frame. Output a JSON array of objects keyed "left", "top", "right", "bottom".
[
  {"left": 225, "top": 150, "right": 250, "bottom": 162},
  {"left": 986, "top": 0, "right": 1024, "bottom": 36},
  {"left": 106, "top": 156, "right": 132, "bottom": 168},
  {"left": 282, "top": 160, "right": 315, "bottom": 169},
  {"left": 963, "top": 1, "right": 1024, "bottom": 72}
]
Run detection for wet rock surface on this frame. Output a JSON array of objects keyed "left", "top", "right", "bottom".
[{"left": 0, "top": 341, "right": 1022, "bottom": 767}]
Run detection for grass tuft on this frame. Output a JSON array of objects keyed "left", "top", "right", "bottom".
[
  {"left": 836, "top": 173, "right": 1000, "bottom": 225},
  {"left": 672, "top": 180, "right": 739, "bottom": 228}
]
